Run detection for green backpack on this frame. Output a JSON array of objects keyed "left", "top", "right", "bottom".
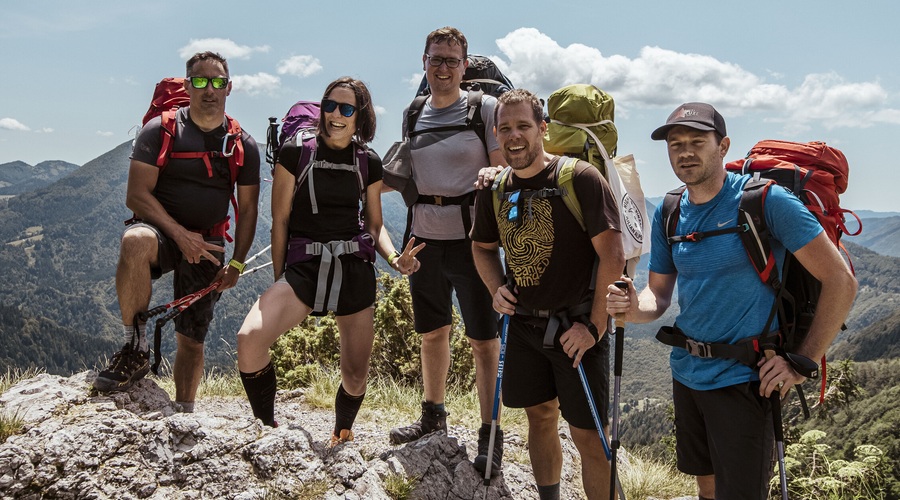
[{"left": 543, "top": 84, "right": 617, "bottom": 176}]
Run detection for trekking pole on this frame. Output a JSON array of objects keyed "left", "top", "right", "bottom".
[
  {"left": 609, "top": 281, "right": 628, "bottom": 500},
  {"left": 561, "top": 315, "right": 626, "bottom": 500},
  {"left": 482, "top": 313, "right": 510, "bottom": 500},
  {"left": 243, "top": 244, "right": 271, "bottom": 266},
  {"left": 242, "top": 260, "right": 272, "bottom": 275},
  {"left": 138, "top": 280, "right": 221, "bottom": 375},
  {"left": 765, "top": 349, "right": 789, "bottom": 500}
]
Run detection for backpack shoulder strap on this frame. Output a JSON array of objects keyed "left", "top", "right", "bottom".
[
  {"left": 466, "top": 89, "right": 487, "bottom": 152},
  {"left": 405, "top": 96, "right": 429, "bottom": 139},
  {"left": 354, "top": 142, "right": 370, "bottom": 204},
  {"left": 556, "top": 156, "right": 585, "bottom": 231},
  {"left": 156, "top": 109, "right": 179, "bottom": 169},
  {"left": 491, "top": 166, "right": 514, "bottom": 222},
  {"left": 223, "top": 114, "right": 244, "bottom": 185},
  {"left": 738, "top": 178, "right": 781, "bottom": 290},
  {"left": 294, "top": 131, "right": 319, "bottom": 196},
  {"left": 662, "top": 186, "right": 687, "bottom": 245}
]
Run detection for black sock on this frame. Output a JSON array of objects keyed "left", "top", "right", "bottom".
[
  {"left": 240, "top": 362, "right": 277, "bottom": 427},
  {"left": 334, "top": 383, "right": 365, "bottom": 436},
  {"left": 537, "top": 483, "right": 560, "bottom": 500}
]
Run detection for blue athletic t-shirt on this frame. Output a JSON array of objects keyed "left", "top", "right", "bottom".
[{"left": 649, "top": 172, "right": 823, "bottom": 390}]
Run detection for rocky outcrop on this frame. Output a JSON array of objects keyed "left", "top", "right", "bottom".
[{"left": 0, "top": 373, "right": 594, "bottom": 499}]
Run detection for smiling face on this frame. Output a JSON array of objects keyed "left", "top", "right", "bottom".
[
  {"left": 321, "top": 85, "right": 358, "bottom": 149},
  {"left": 184, "top": 59, "right": 230, "bottom": 118},
  {"left": 665, "top": 126, "right": 730, "bottom": 188},
  {"left": 495, "top": 100, "right": 546, "bottom": 172},
  {"left": 423, "top": 40, "right": 466, "bottom": 98}
]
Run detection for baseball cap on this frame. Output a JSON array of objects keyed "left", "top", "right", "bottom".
[{"left": 651, "top": 102, "right": 727, "bottom": 141}]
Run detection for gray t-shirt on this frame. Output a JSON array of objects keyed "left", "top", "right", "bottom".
[{"left": 403, "top": 91, "right": 500, "bottom": 240}]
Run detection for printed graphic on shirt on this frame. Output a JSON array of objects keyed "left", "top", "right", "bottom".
[{"left": 498, "top": 196, "right": 554, "bottom": 288}]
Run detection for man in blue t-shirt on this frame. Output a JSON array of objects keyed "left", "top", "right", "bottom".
[{"left": 606, "top": 102, "right": 857, "bottom": 499}]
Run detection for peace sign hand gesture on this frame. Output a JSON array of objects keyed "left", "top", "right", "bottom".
[{"left": 392, "top": 237, "right": 426, "bottom": 276}]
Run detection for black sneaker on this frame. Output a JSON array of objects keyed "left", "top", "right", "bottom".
[
  {"left": 473, "top": 425, "right": 503, "bottom": 476},
  {"left": 93, "top": 344, "right": 150, "bottom": 392},
  {"left": 389, "top": 401, "right": 448, "bottom": 445}
]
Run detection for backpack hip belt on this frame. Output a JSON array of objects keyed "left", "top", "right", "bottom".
[
  {"left": 656, "top": 325, "right": 780, "bottom": 366},
  {"left": 404, "top": 191, "right": 476, "bottom": 245},
  {"left": 286, "top": 232, "right": 375, "bottom": 312},
  {"left": 514, "top": 299, "right": 593, "bottom": 349}
]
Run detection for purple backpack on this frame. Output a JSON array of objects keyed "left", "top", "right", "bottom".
[{"left": 265, "top": 100, "right": 369, "bottom": 211}]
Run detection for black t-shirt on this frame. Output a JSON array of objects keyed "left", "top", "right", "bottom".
[
  {"left": 279, "top": 135, "right": 384, "bottom": 242},
  {"left": 471, "top": 158, "right": 620, "bottom": 311},
  {"left": 131, "top": 107, "right": 261, "bottom": 231}
]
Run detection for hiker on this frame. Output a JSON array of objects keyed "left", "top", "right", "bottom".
[
  {"left": 236, "top": 77, "right": 420, "bottom": 444},
  {"left": 93, "top": 52, "right": 261, "bottom": 413},
  {"left": 471, "top": 89, "right": 625, "bottom": 500},
  {"left": 606, "top": 102, "right": 857, "bottom": 499},
  {"left": 385, "top": 26, "right": 508, "bottom": 473}
]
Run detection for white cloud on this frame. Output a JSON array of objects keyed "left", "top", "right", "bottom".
[
  {"left": 96, "top": 131, "right": 114, "bottom": 137},
  {"left": 0, "top": 118, "right": 30, "bottom": 131},
  {"left": 407, "top": 72, "right": 424, "bottom": 90},
  {"left": 231, "top": 73, "right": 281, "bottom": 96},
  {"left": 493, "top": 28, "right": 899, "bottom": 130},
  {"left": 374, "top": 105, "right": 387, "bottom": 116},
  {"left": 37, "top": 128, "right": 53, "bottom": 133},
  {"left": 178, "top": 39, "right": 269, "bottom": 60},
  {"left": 276, "top": 55, "right": 323, "bottom": 78}
]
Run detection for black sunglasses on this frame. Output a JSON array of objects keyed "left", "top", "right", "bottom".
[
  {"left": 188, "top": 77, "right": 229, "bottom": 89},
  {"left": 322, "top": 99, "right": 357, "bottom": 117}
]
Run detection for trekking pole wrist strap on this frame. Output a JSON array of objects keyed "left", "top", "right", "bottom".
[{"left": 228, "top": 259, "right": 246, "bottom": 273}]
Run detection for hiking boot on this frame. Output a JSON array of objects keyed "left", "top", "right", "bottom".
[
  {"left": 93, "top": 344, "right": 150, "bottom": 392},
  {"left": 473, "top": 425, "right": 503, "bottom": 476},
  {"left": 329, "top": 429, "right": 354, "bottom": 448},
  {"left": 389, "top": 401, "right": 448, "bottom": 445}
]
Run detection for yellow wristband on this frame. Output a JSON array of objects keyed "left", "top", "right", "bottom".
[
  {"left": 388, "top": 251, "right": 401, "bottom": 266},
  {"left": 228, "top": 259, "right": 246, "bottom": 273}
]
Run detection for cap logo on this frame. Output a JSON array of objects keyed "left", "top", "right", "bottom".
[{"left": 678, "top": 108, "right": 699, "bottom": 118}]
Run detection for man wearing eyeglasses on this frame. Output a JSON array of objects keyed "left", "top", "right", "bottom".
[
  {"left": 93, "top": 52, "right": 260, "bottom": 413},
  {"left": 387, "top": 26, "right": 507, "bottom": 474},
  {"left": 471, "top": 89, "right": 624, "bottom": 500}
]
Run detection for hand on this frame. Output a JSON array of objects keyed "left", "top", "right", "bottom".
[
  {"left": 560, "top": 322, "right": 597, "bottom": 368},
  {"left": 474, "top": 165, "right": 504, "bottom": 190},
  {"left": 758, "top": 353, "right": 806, "bottom": 399},
  {"left": 606, "top": 277, "right": 635, "bottom": 321},
  {"left": 214, "top": 264, "right": 241, "bottom": 292},
  {"left": 175, "top": 231, "right": 225, "bottom": 266},
  {"left": 492, "top": 284, "right": 517, "bottom": 316},
  {"left": 393, "top": 237, "right": 426, "bottom": 276}
]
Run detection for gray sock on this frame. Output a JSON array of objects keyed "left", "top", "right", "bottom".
[
  {"left": 123, "top": 324, "right": 148, "bottom": 352},
  {"left": 176, "top": 401, "right": 195, "bottom": 413},
  {"left": 537, "top": 483, "right": 560, "bottom": 500}
]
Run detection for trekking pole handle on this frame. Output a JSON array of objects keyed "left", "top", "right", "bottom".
[
  {"left": 613, "top": 281, "right": 628, "bottom": 329},
  {"left": 764, "top": 349, "right": 784, "bottom": 395}
]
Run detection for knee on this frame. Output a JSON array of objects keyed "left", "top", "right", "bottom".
[
  {"left": 421, "top": 327, "right": 450, "bottom": 347},
  {"left": 176, "top": 334, "right": 204, "bottom": 359},
  {"left": 526, "top": 401, "right": 560, "bottom": 429},
  {"left": 120, "top": 228, "right": 156, "bottom": 263}
]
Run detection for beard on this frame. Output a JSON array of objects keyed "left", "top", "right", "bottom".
[{"left": 506, "top": 141, "right": 542, "bottom": 170}]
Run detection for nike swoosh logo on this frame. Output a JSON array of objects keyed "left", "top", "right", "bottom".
[{"left": 717, "top": 218, "right": 735, "bottom": 227}]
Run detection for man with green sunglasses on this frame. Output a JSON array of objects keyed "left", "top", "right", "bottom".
[{"left": 93, "top": 52, "right": 261, "bottom": 415}]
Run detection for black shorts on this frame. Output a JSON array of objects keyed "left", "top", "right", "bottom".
[
  {"left": 126, "top": 223, "right": 222, "bottom": 343},
  {"left": 407, "top": 237, "right": 497, "bottom": 340},
  {"left": 284, "top": 254, "right": 375, "bottom": 316},
  {"left": 501, "top": 315, "right": 609, "bottom": 430},
  {"left": 673, "top": 379, "right": 775, "bottom": 499}
]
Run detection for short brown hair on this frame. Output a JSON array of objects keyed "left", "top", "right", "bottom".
[
  {"left": 424, "top": 26, "right": 468, "bottom": 59},
  {"left": 319, "top": 77, "right": 377, "bottom": 144},
  {"left": 185, "top": 51, "right": 229, "bottom": 77},
  {"left": 495, "top": 89, "right": 544, "bottom": 125}
]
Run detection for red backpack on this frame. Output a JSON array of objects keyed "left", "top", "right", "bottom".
[
  {"left": 134, "top": 77, "right": 245, "bottom": 240},
  {"left": 661, "top": 140, "right": 860, "bottom": 415}
]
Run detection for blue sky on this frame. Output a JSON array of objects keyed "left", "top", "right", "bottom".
[{"left": 1, "top": 0, "right": 898, "bottom": 212}]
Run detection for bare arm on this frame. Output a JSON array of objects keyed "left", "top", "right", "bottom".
[
  {"left": 270, "top": 163, "right": 294, "bottom": 282},
  {"left": 471, "top": 240, "right": 516, "bottom": 315},
  {"left": 758, "top": 232, "right": 858, "bottom": 397},
  {"left": 369, "top": 181, "right": 425, "bottom": 275},
  {"left": 214, "top": 183, "right": 259, "bottom": 291},
  {"left": 606, "top": 271, "right": 677, "bottom": 324},
  {"left": 126, "top": 159, "right": 224, "bottom": 265}
]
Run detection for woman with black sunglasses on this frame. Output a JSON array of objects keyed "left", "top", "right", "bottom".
[{"left": 236, "top": 77, "right": 424, "bottom": 445}]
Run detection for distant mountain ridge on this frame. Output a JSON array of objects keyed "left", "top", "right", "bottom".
[{"left": 0, "top": 159, "right": 80, "bottom": 196}]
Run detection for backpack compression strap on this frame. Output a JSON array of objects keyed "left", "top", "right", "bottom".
[
  {"left": 294, "top": 133, "right": 370, "bottom": 214},
  {"left": 406, "top": 90, "right": 487, "bottom": 153}
]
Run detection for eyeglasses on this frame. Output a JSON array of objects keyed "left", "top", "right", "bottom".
[
  {"left": 322, "top": 99, "right": 357, "bottom": 117},
  {"left": 188, "top": 77, "right": 229, "bottom": 90},
  {"left": 425, "top": 55, "right": 463, "bottom": 68}
]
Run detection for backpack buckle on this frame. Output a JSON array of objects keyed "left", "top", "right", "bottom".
[
  {"left": 433, "top": 195, "right": 443, "bottom": 206},
  {"left": 685, "top": 338, "right": 712, "bottom": 358}
]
